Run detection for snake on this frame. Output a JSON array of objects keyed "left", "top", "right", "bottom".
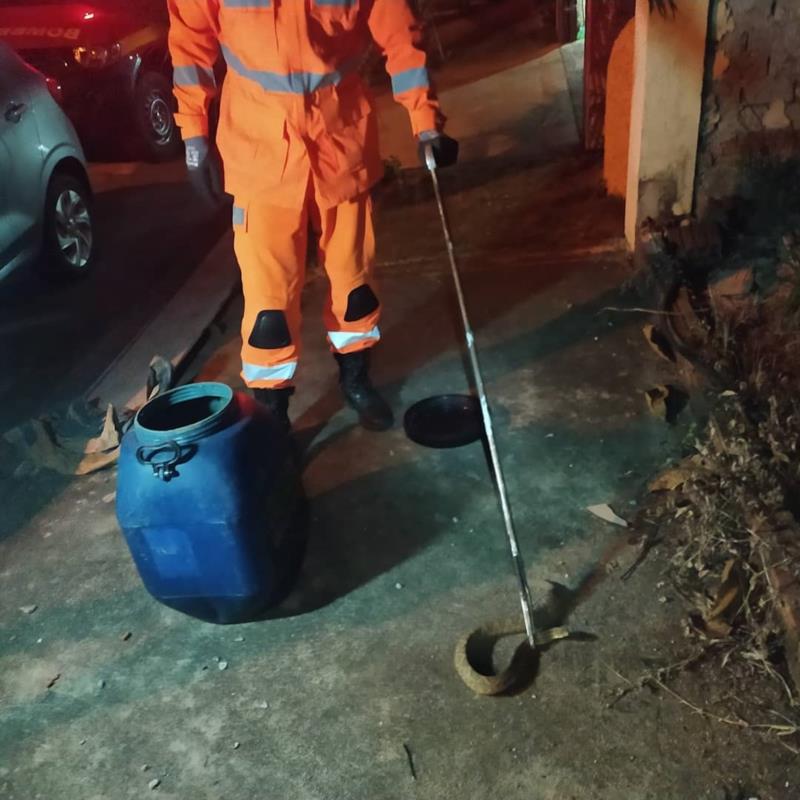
[{"left": 454, "top": 620, "right": 571, "bottom": 696}]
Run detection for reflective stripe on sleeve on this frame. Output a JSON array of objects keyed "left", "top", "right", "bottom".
[
  {"left": 173, "top": 64, "right": 216, "bottom": 89},
  {"left": 391, "top": 67, "right": 430, "bottom": 95}
]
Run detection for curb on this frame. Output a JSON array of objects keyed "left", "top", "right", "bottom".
[{"left": 87, "top": 231, "right": 238, "bottom": 412}]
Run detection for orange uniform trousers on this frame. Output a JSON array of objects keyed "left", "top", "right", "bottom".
[{"left": 233, "top": 184, "right": 379, "bottom": 389}]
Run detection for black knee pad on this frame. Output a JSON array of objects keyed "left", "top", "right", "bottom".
[
  {"left": 344, "top": 285, "right": 379, "bottom": 322},
  {"left": 248, "top": 310, "right": 292, "bottom": 349}
]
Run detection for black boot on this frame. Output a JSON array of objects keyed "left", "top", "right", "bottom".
[
  {"left": 253, "top": 387, "right": 293, "bottom": 433},
  {"left": 335, "top": 350, "right": 394, "bottom": 431}
]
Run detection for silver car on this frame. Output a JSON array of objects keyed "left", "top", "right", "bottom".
[{"left": 0, "top": 40, "right": 94, "bottom": 281}]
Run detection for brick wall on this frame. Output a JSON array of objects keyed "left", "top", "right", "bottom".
[{"left": 696, "top": 0, "right": 800, "bottom": 217}]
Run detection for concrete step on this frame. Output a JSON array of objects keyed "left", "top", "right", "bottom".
[{"left": 87, "top": 231, "right": 238, "bottom": 412}]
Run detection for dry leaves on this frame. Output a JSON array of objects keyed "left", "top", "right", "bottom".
[
  {"left": 4, "top": 404, "right": 122, "bottom": 477},
  {"left": 642, "top": 324, "right": 677, "bottom": 363},
  {"left": 649, "top": 456, "right": 704, "bottom": 493},
  {"left": 709, "top": 268, "right": 753, "bottom": 299},
  {"left": 83, "top": 404, "right": 120, "bottom": 454},
  {"left": 649, "top": 467, "right": 692, "bottom": 493},
  {"left": 645, "top": 384, "right": 688, "bottom": 423},
  {"left": 4, "top": 418, "right": 80, "bottom": 475},
  {"left": 75, "top": 405, "right": 121, "bottom": 475},
  {"left": 650, "top": 387, "right": 800, "bottom": 706},
  {"left": 645, "top": 385, "right": 669, "bottom": 419},
  {"left": 637, "top": 239, "right": 800, "bottom": 741},
  {"left": 586, "top": 504, "right": 628, "bottom": 528},
  {"left": 694, "top": 559, "right": 747, "bottom": 639}
]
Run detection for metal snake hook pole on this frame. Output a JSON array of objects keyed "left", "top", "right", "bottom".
[{"left": 424, "top": 145, "right": 537, "bottom": 649}]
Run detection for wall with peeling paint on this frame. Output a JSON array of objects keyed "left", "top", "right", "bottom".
[{"left": 696, "top": 0, "right": 800, "bottom": 216}]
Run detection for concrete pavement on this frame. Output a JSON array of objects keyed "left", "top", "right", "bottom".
[{"left": 377, "top": 47, "right": 580, "bottom": 167}]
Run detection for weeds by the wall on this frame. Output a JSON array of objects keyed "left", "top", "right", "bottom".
[{"left": 643, "top": 253, "right": 800, "bottom": 750}]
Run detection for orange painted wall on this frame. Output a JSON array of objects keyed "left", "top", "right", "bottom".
[{"left": 603, "top": 18, "right": 635, "bottom": 198}]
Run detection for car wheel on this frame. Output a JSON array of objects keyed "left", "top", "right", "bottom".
[
  {"left": 42, "top": 172, "right": 95, "bottom": 279},
  {"left": 135, "top": 71, "right": 182, "bottom": 162}
]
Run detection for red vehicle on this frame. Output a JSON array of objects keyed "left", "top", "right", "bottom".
[{"left": 0, "top": 0, "right": 181, "bottom": 161}]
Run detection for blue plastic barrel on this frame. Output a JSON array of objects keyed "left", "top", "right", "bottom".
[{"left": 116, "top": 382, "right": 305, "bottom": 623}]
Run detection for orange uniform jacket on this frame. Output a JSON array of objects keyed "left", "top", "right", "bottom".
[{"left": 167, "top": 0, "right": 441, "bottom": 209}]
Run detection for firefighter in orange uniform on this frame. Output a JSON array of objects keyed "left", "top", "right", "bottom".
[{"left": 167, "top": 0, "right": 457, "bottom": 431}]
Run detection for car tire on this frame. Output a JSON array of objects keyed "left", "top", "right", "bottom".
[
  {"left": 41, "top": 172, "right": 95, "bottom": 280},
  {"left": 134, "top": 71, "right": 182, "bottom": 162}
]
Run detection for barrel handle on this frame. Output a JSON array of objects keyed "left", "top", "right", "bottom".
[{"left": 136, "top": 440, "right": 183, "bottom": 482}]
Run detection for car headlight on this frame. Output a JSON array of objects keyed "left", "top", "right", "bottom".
[{"left": 73, "top": 42, "right": 122, "bottom": 68}]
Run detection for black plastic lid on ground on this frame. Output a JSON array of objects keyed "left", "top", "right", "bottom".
[{"left": 403, "top": 394, "right": 483, "bottom": 449}]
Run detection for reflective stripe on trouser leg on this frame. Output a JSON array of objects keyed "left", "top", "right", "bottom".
[
  {"left": 232, "top": 199, "right": 309, "bottom": 388},
  {"left": 328, "top": 327, "right": 381, "bottom": 351},
  {"left": 242, "top": 361, "right": 298, "bottom": 384},
  {"left": 318, "top": 192, "right": 381, "bottom": 354}
]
